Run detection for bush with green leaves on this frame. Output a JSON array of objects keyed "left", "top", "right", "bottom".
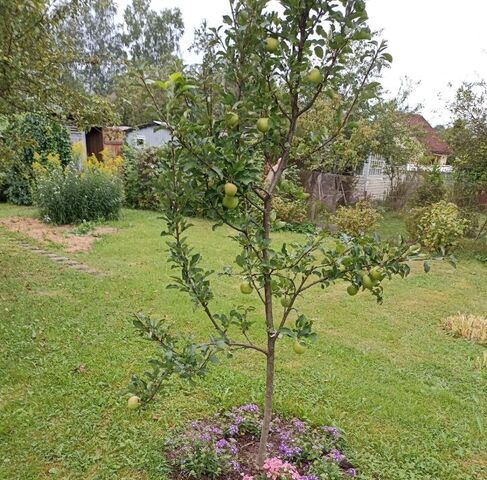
[
  {"left": 272, "top": 166, "right": 310, "bottom": 226},
  {"left": 126, "top": 0, "right": 437, "bottom": 469},
  {"left": 3, "top": 113, "right": 71, "bottom": 205},
  {"left": 410, "top": 167, "right": 445, "bottom": 207},
  {"left": 330, "top": 200, "right": 382, "bottom": 236},
  {"left": 34, "top": 164, "right": 124, "bottom": 224},
  {"left": 406, "top": 201, "right": 468, "bottom": 255},
  {"left": 123, "top": 145, "right": 166, "bottom": 210}
]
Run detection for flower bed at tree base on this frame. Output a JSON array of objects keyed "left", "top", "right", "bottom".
[{"left": 164, "top": 405, "right": 357, "bottom": 479}]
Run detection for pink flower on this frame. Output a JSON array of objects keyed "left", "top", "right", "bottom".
[
  {"left": 242, "top": 475, "right": 254, "bottom": 480},
  {"left": 263, "top": 457, "right": 302, "bottom": 480}
]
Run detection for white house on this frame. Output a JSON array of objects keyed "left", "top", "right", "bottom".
[
  {"left": 355, "top": 114, "right": 452, "bottom": 200},
  {"left": 125, "top": 121, "right": 171, "bottom": 149}
]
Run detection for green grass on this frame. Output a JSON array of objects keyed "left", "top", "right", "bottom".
[{"left": 0, "top": 203, "right": 486, "bottom": 480}]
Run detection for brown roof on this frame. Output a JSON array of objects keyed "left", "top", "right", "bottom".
[{"left": 404, "top": 113, "right": 451, "bottom": 155}]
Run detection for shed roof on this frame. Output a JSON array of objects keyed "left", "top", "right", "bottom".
[{"left": 404, "top": 113, "right": 451, "bottom": 155}]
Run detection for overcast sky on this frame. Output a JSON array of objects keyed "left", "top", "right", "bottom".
[{"left": 116, "top": 0, "right": 487, "bottom": 125}]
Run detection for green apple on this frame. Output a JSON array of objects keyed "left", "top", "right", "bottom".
[
  {"left": 347, "top": 285, "right": 358, "bottom": 296},
  {"left": 370, "top": 268, "right": 383, "bottom": 281},
  {"left": 127, "top": 395, "right": 141, "bottom": 410},
  {"left": 256, "top": 117, "right": 269, "bottom": 133},
  {"left": 237, "top": 10, "right": 249, "bottom": 25},
  {"left": 223, "top": 195, "right": 239, "bottom": 209},
  {"left": 293, "top": 341, "right": 306, "bottom": 354},
  {"left": 307, "top": 68, "right": 323, "bottom": 84},
  {"left": 361, "top": 274, "right": 374, "bottom": 290},
  {"left": 265, "top": 37, "right": 279, "bottom": 53},
  {"left": 240, "top": 281, "right": 253, "bottom": 294},
  {"left": 225, "top": 112, "right": 239, "bottom": 128},
  {"left": 224, "top": 182, "right": 238, "bottom": 196},
  {"left": 281, "top": 296, "right": 291, "bottom": 308}
]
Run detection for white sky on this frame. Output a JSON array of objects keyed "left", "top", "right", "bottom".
[{"left": 116, "top": 0, "right": 487, "bottom": 125}]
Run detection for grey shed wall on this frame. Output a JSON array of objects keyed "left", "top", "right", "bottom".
[{"left": 126, "top": 126, "right": 171, "bottom": 148}]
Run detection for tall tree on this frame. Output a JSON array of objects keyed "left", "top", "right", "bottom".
[
  {"left": 446, "top": 81, "right": 487, "bottom": 198},
  {"left": 59, "top": 0, "right": 125, "bottom": 95},
  {"left": 0, "top": 0, "right": 114, "bottom": 126},
  {"left": 122, "top": 0, "right": 184, "bottom": 67},
  {"left": 127, "top": 0, "right": 428, "bottom": 469}
]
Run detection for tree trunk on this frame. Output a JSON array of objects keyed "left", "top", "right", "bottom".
[
  {"left": 256, "top": 195, "right": 275, "bottom": 468},
  {"left": 257, "top": 336, "right": 276, "bottom": 467}
]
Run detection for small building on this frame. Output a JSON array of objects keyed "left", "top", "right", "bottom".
[
  {"left": 125, "top": 121, "right": 171, "bottom": 149},
  {"left": 404, "top": 113, "right": 451, "bottom": 165},
  {"left": 67, "top": 124, "right": 130, "bottom": 160},
  {"left": 356, "top": 114, "right": 452, "bottom": 200}
]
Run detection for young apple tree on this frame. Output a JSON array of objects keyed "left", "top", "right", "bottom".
[{"left": 128, "top": 0, "right": 421, "bottom": 467}]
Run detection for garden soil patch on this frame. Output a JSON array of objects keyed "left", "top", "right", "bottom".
[{"left": 0, "top": 216, "right": 117, "bottom": 253}]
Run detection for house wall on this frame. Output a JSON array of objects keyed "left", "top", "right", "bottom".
[
  {"left": 126, "top": 126, "right": 171, "bottom": 148},
  {"left": 67, "top": 124, "right": 87, "bottom": 162},
  {"left": 355, "top": 154, "right": 391, "bottom": 200}
]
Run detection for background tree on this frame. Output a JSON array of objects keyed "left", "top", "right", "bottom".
[
  {"left": 370, "top": 101, "right": 426, "bottom": 189},
  {"left": 59, "top": 0, "right": 125, "bottom": 95},
  {"left": 0, "top": 0, "right": 113, "bottom": 127},
  {"left": 446, "top": 81, "right": 487, "bottom": 205},
  {"left": 128, "top": 0, "right": 427, "bottom": 468},
  {"left": 122, "top": 0, "right": 184, "bottom": 67}
]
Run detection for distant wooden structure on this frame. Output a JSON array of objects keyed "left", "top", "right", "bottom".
[
  {"left": 67, "top": 124, "right": 129, "bottom": 160},
  {"left": 85, "top": 127, "right": 129, "bottom": 159}
]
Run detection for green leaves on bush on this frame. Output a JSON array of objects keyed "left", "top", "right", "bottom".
[
  {"left": 410, "top": 167, "right": 446, "bottom": 207},
  {"left": 33, "top": 166, "right": 124, "bottom": 224},
  {"left": 330, "top": 200, "right": 382, "bottom": 236},
  {"left": 123, "top": 146, "right": 166, "bottom": 210},
  {"left": 2, "top": 113, "right": 71, "bottom": 205},
  {"left": 406, "top": 200, "right": 468, "bottom": 255}
]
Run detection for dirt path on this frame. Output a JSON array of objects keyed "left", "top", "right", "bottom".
[
  {"left": 0, "top": 216, "right": 117, "bottom": 276},
  {"left": 0, "top": 216, "right": 116, "bottom": 253}
]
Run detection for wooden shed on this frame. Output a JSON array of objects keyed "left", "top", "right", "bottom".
[{"left": 85, "top": 126, "right": 129, "bottom": 159}]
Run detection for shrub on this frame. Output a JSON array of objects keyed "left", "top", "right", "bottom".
[
  {"left": 441, "top": 313, "right": 487, "bottom": 345},
  {"left": 406, "top": 201, "right": 467, "bottom": 254},
  {"left": 409, "top": 167, "right": 445, "bottom": 207},
  {"left": 123, "top": 146, "right": 165, "bottom": 210},
  {"left": 458, "top": 208, "right": 481, "bottom": 238},
  {"left": 33, "top": 161, "right": 124, "bottom": 224},
  {"left": 383, "top": 173, "right": 421, "bottom": 211},
  {"left": 272, "top": 196, "right": 308, "bottom": 224},
  {"left": 273, "top": 167, "right": 310, "bottom": 225},
  {"left": 3, "top": 113, "right": 71, "bottom": 205},
  {"left": 330, "top": 200, "right": 382, "bottom": 236}
]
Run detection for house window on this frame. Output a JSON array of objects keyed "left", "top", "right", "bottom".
[
  {"left": 368, "top": 155, "right": 386, "bottom": 176},
  {"left": 135, "top": 136, "right": 145, "bottom": 147}
]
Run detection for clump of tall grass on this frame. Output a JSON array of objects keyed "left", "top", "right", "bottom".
[{"left": 441, "top": 313, "right": 487, "bottom": 345}]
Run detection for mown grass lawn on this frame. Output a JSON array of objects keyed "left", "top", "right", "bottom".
[{"left": 0, "top": 203, "right": 486, "bottom": 480}]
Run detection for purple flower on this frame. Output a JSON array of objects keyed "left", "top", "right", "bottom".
[
  {"left": 301, "top": 476, "right": 319, "bottom": 480},
  {"left": 229, "top": 444, "right": 238, "bottom": 455},
  {"left": 215, "top": 438, "right": 228, "bottom": 450},
  {"left": 345, "top": 468, "right": 358, "bottom": 477},
  {"left": 209, "top": 427, "right": 223, "bottom": 435},
  {"left": 199, "top": 433, "right": 211, "bottom": 442},
  {"left": 292, "top": 419, "right": 306, "bottom": 432},
  {"left": 279, "top": 443, "right": 302, "bottom": 458},
  {"left": 239, "top": 404, "right": 259, "bottom": 412},
  {"left": 228, "top": 424, "right": 238, "bottom": 435},
  {"left": 328, "top": 448, "right": 345, "bottom": 463},
  {"left": 230, "top": 460, "right": 241, "bottom": 472},
  {"left": 234, "top": 415, "right": 243, "bottom": 425},
  {"left": 322, "top": 426, "right": 341, "bottom": 439}
]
